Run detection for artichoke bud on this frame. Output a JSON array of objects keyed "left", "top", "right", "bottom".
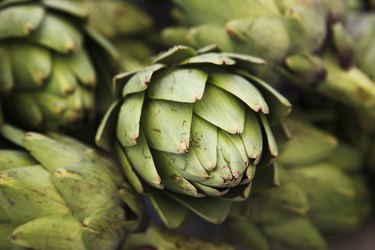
[
  {"left": 262, "top": 218, "right": 327, "bottom": 250},
  {"left": 226, "top": 219, "right": 269, "bottom": 250},
  {"left": 123, "top": 222, "right": 234, "bottom": 250},
  {"left": 332, "top": 22, "right": 354, "bottom": 70},
  {"left": 281, "top": 0, "right": 327, "bottom": 53},
  {"left": 0, "top": 0, "right": 118, "bottom": 130},
  {"left": 249, "top": 182, "right": 310, "bottom": 224},
  {"left": 226, "top": 18, "right": 290, "bottom": 62},
  {"left": 97, "top": 45, "right": 291, "bottom": 227},
  {"left": 346, "top": 13, "right": 375, "bottom": 80},
  {"left": 312, "top": 174, "right": 371, "bottom": 234},
  {"left": 289, "top": 164, "right": 356, "bottom": 210},
  {"left": 84, "top": 1, "right": 153, "bottom": 39},
  {"left": 278, "top": 120, "right": 337, "bottom": 168},
  {"left": 283, "top": 53, "right": 327, "bottom": 85},
  {"left": 0, "top": 129, "right": 142, "bottom": 249},
  {"left": 323, "top": 143, "right": 362, "bottom": 173}
]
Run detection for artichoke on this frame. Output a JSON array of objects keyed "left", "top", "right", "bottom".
[
  {"left": 346, "top": 12, "right": 375, "bottom": 80},
  {"left": 0, "top": 125, "right": 143, "bottom": 250},
  {"left": 122, "top": 223, "right": 234, "bottom": 250},
  {"left": 227, "top": 120, "right": 371, "bottom": 250},
  {"left": 96, "top": 45, "right": 291, "bottom": 228},
  {"left": 0, "top": 0, "right": 118, "bottom": 130},
  {"left": 79, "top": 0, "right": 158, "bottom": 71},
  {"left": 162, "top": 0, "right": 375, "bottom": 119},
  {"left": 329, "top": 12, "right": 375, "bottom": 171}
]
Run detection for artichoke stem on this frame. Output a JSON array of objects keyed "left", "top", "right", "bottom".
[{"left": 318, "top": 54, "right": 375, "bottom": 119}]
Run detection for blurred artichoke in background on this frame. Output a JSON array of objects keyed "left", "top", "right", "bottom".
[
  {"left": 162, "top": 0, "right": 375, "bottom": 119},
  {"left": 123, "top": 223, "right": 234, "bottom": 250},
  {"left": 0, "top": 0, "right": 119, "bottom": 131},
  {"left": 0, "top": 125, "right": 143, "bottom": 250},
  {"left": 96, "top": 45, "right": 291, "bottom": 228},
  {"left": 227, "top": 119, "right": 371, "bottom": 250},
  {"left": 163, "top": 0, "right": 326, "bottom": 64},
  {"left": 346, "top": 12, "right": 375, "bottom": 80},
  {"left": 79, "top": 0, "right": 159, "bottom": 71}
]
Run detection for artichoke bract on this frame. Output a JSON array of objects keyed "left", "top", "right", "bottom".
[
  {"left": 96, "top": 45, "right": 291, "bottom": 228},
  {"left": 0, "top": 125, "right": 142, "bottom": 250},
  {"left": 227, "top": 120, "right": 371, "bottom": 250},
  {"left": 0, "top": 0, "right": 118, "bottom": 130}
]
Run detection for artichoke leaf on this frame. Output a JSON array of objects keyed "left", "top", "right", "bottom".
[
  {"left": 29, "top": 14, "right": 83, "bottom": 53},
  {"left": 0, "top": 4, "right": 44, "bottom": 39},
  {"left": 43, "top": 0, "right": 88, "bottom": 18},
  {"left": 142, "top": 100, "right": 192, "bottom": 154},
  {"left": 260, "top": 113, "right": 278, "bottom": 158},
  {"left": 240, "top": 71, "right": 292, "bottom": 124},
  {"left": 152, "top": 45, "right": 197, "bottom": 65},
  {"left": 116, "top": 92, "right": 144, "bottom": 147},
  {"left": 155, "top": 157, "right": 203, "bottom": 197},
  {"left": 62, "top": 49, "right": 96, "bottom": 87},
  {"left": 45, "top": 57, "right": 77, "bottom": 97},
  {"left": 147, "top": 68, "right": 208, "bottom": 103},
  {"left": 23, "top": 132, "right": 87, "bottom": 172},
  {"left": 9, "top": 42, "right": 52, "bottom": 90},
  {"left": 194, "top": 85, "right": 245, "bottom": 134},
  {"left": 0, "top": 166, "right": 70, "bottom": 224},
  {"left": 193, "top": 182, "right": 230, "bottom": 196},
  {"left": 115, "top": 142, "right": 144, "bottom": 194},
  {"left": 122, "top": 64, "right": 165, "bottom": 97},
  {"left": 200, "top": 147, "right": 233, "bottom": 188},
  {"left": 0, "top": 150, "right": 36, "bottom": 169},
  {"left": 209, "top": 72, "right": 269, "bottom": 113},
  {"left": 191, "top": 115, "right": 217, "bottom": 171},
  {"left": 11, "top": 215, "right": 85, "bottom": 250},
  {"left": 166, "top": 192, "right": 232, "bottom": 224},
  {"left": 224, "top": 132, "right": 248, "bottom": 165},
  {"left": 155, "top": 150, "right": 209, "bottom": 182},
  {"left": 96, "top": 100, "right": 121, "bottom": 151},
  {"left": 125, "top": 130, "right": 162, "bottom": 189},
  {"left": 218, "top": 131, "right": 247, "bottom": 179},
  {"left": 181, "top": 52, "right": 236, "bottom": 66},
  {"left": 147, "top": 188, "right": 188, "bottom": 229},
  {"left": 51, "top": 162, "right": 119, "bottom": 220},
  {"left": 220, "top": 52, "right": 266, "bottom": 66}
]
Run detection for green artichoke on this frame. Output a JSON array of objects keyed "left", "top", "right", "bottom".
[
  {"left": 163, "top": 0, "right": 327, "bottom": 63},
  {"left": 122, "top": 223, "right": 234, "bottom": 250},
  {"left": 327, "top": 13, "right": 375, "bottom": 171},
  {"left": 0, "top": 125, "right": 143, "bottom": 250},
  {"left": 0, "top": 0, "right": 118, "bottom": 130},
  {"left": 227, "top": 120, "right": 371, "bottom": 250},
  {"left": 346, "top": 12, "right": 375, "bottom": 80},
  {"left": 162, "top": 0, "right": 375, "bottom": 119},
  {"left": 96, "top": 45, "right": 291, "bottom": 228},
  {"left": 79, "top": 0, "right": 158, "bottom": 71}
]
